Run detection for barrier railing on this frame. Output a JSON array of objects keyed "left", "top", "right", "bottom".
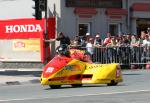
[{"left": 70, "top": 45, "right": 150, "bottom": 66}]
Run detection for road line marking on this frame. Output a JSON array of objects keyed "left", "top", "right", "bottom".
[{"left": 1, "top": 89, "right": 150, "bottom": 102}]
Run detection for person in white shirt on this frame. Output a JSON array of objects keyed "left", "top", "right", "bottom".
[
  {"left": 86, "top": 38, "right": 94, "bottom": 55},
  {"left": 143, "top": 35, "right": 150, "bottom": 46}
]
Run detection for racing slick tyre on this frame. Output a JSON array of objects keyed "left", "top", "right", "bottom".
[
  {"left": 71, "top": 84, "right": 82, "bottom": 88},
  {"left": 107, "top": 80, "right": 118, "bottom": 86},
  {"left": 49, "top": 85, "right": 61, "bottom": 89}
]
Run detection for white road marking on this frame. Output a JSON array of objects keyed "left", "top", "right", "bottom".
[{"left": 1, "top": 89, "right": 150, "bottom": 102}]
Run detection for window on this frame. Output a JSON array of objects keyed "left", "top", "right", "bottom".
[
  {"left": 109, "top": 24, "right": 118, "bottom": 36},
  {"left": 78, "top": 23, "right": 91, "bottom": 36}
]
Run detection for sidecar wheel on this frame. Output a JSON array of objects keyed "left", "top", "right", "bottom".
[
  {"left": 107, "top": 80, "right": 118, "bottom": 86},
  {"left": 49, "top": 85, "right": 61, "bottom": 89}
]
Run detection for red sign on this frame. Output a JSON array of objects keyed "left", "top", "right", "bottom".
[
  {"left": 0, "top": 18, "right": 45, "bottom": 39},
  {"left": 0, "top": 18, "right": 56, "bottom": 63}
]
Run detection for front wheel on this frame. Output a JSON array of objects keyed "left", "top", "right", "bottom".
[{"left": 49, "top": 85, "right": 61, "bottom": 89}]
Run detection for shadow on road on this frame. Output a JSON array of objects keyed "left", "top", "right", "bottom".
[
  {"left": 123, "top": 73, "right": 141, "bottom": 76},
  {"left": 44, "top": 84, "right": 126, "bottom": 90}
]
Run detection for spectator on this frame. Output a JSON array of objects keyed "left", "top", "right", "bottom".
[
  {"left": 109, "top": 36, "right": 118, "bottom": 47},
  {"left": 121, "top": 35, "right": 131, "bottom": 46},
  {"left": 126, "top": 34, "right": 131, "bottom": 44},
  {"left": 120, "top": 35, "right": 131, "bottom": 64},
  {"left": 147, "top": 27, "right": 150, "bottom": 35},
  {"left": 141, "top": 34, "right": 150, "bottom": 68},
  {"left": 140, "top": 31, "right": 146, "bottom": 41},
  {"left": 80, "top": 35, "right": 86, "bottom": 47},
  {"left": 71, "top": 35, "right": 81, "bottom": 49},
  {"left": 56, "top": 32, "right": 71, "bottom": 45},
  {"left": 115, "top": 35, "right": 123, "bottom": 46},
  {"left": 86, "top": 37, "right": 94, "bottom": 56},
  {"left": 93, "top": 33, "right": 103, "bottom": 47},
  {"left": 130, "top": 35, "right": 141, "bottom": 63},
  {"left": 130, "top": 35, "right": 140, "bottom": 47},
  {"left": 93, "top": 33, "right": 103, "bottom": 63},
  {"left": 143, "top": 34, "right": 150, "bottom": 46},
  {"left": 106, "top": 36, "right": 118, "bottom": 63},
  {"left": 103, "top": 32, "right": 111, "bottom": 46},
  {"left": 85, "top": 32, "right": 91, "bottom": 42}
]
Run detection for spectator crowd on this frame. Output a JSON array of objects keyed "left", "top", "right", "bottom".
[{"left": 56, "top": 28, "right": 150, "bottom": 69}]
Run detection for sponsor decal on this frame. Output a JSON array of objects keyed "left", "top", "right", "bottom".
[
  {"left": 0, "top": 18, "right": 45, "bottom": 39},
  {"left": 14, "top": 41, "right": 25, "bottom": 48},
  {"left": 65, "top": 65, "right": 82, "bottom": 71},
  {"left": 45, "top": 67, "right": 54, "bottom": 73},
  {"left": 86, "top": 65, "right": 103, "bottom": 70},
  {"left": 5, "top": 24, "right": 42, "bottom": 33},
  {"left": 56, "top": 65, "right": 82, "bottom": 76},
  {"left": 12, "top": 39, "right": 40, "bottom": 51}
]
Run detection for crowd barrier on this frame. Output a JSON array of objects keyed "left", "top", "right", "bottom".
[{"left": 70, "top": 45, "right": 150, "bottom": 68}]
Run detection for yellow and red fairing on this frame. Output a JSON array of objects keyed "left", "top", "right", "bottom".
[
  {"left": 41, "top": 60, "right": 122, "bottom": 85},
  {"left": 41, "top": 55, "right": 72, "bottom": 82},
  {"left": 41, "top": 49, "right": 123, "bottom": 86}
]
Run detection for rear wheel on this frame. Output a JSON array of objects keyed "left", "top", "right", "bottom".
[
  {"left": 49, "top": 85, "right": 61, "bottom": 89},
  {"left": 71, "top": 84, "right": 82, "bottom": 88},
  {"left": 107, "top": 80, "right": 118, "bottom": 86}
]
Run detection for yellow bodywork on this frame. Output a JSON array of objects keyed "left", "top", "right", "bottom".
[{"left": 41, "top": 59, "right": 123, "bottom": 86}]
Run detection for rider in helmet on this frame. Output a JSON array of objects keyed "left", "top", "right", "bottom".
[{"left": 56, "top": 44, "right": 70, "bottom": 57}]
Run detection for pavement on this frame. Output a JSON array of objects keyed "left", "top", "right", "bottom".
[{"left": 0, "top": 68, "right": 42, "bottom": 86}]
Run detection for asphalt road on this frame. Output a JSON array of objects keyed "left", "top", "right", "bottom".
[{"left": 0, "top": 70, "right": 150, "bottom": 103}]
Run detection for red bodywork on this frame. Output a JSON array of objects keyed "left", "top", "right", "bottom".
[
  {"left": 42, "top": 56, "right": 72, "bottom": 78},
  {"left": 42, "top": 49, "right": 92, "bottom": 79}
]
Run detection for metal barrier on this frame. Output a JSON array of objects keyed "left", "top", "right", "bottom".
[{"left": 70, "top": 46, "right": 150, "bottom": 66}]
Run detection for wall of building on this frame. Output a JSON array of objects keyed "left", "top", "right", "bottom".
[
  {"left": 53, "top": 0, "right": 128, "bottom": 39},
  {"left": 1, "top": 0, "right": 149, "bottom": 39},
  {"left": 127, "top": 0, "right": 150, "bottom": 34},
  {"left": 59, "top": 0, "right": 77, "bottom": 39},
  {"left": 90, "top": 9, "right": 108, "bottom": 38}
]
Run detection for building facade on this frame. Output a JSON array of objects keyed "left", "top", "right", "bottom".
[
  {"left": 0, "top": 0, "right": 150, "bottom": 64},
  {"left": 49, "top": 0, "right": 150, "bottom": 39}
]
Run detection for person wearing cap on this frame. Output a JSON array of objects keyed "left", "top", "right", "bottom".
[
  {"left": 85, "top": 32, "right": 91, "bottom": 43},
  {"left": 93, "top": 33, "right": 103, "bottom": 63},
  {"left": 94, "top": 33, "right": 103, "bottom": 47},
  {"left": 86, "top": 37, "right": 94, "bottom": 56},
  {"left": 86, "top": 33, "right": 90, "bottom": 36}
]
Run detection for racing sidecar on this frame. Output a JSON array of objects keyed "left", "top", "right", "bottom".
[{"left": 40, "top": 45, "right": 123, "bottom": 89}]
